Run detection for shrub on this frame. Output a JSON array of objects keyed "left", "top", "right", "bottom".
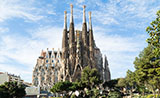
[
  {"left": 146, "top": 94, "right": 160, "bottom": 98},
  {"left": 107, "top": 91, "right": 122, "bottom": 98}
]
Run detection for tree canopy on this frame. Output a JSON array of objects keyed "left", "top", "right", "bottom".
[
  {"left": 81, "top": 66, "right": 101, "bottom": 89},
  {"left": 134, "top": 10, "right": 160, "bottom": 96},
  {"left": 145, "top": 10, "right": 160, "bottom": 98},
  {"left": 146, "top": 10, "right": 160, "bottom": 57},
  {"left": 50, "top": 81, "right": 76, "bottom": 93},
  {"left": 0, "top": 81, "right": 26, "bottom": 98}
]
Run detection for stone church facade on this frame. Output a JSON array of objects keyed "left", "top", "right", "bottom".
[{"left": 32, "top": 4, "right": 111, "bottom": 91}]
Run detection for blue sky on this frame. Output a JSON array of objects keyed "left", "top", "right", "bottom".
[{"left": 0, "top": 0, "right": 160, "bottom": 82}]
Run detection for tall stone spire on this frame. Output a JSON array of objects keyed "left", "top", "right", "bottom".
[
  {"left": 89, "top": 12, "right": 94, "bottom": 56},
  {"left": 69, "top": 4, "right": 75, "bottom": 47},
  {"left": 62, "top": 11, "right": 68, "bottom": 59},
  {"left": 82, "top": 5, "right": 88, "bottom": 46},
  {"left": 82, "top": 5, "right": 89, "bottom": 67},
  {"left": 104, "top": 55, "right": 111, "bottom": 81},
  {"left": 69, "top": 4, "right": 75, "bottom": 75}
]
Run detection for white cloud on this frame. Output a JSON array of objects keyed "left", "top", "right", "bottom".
[
  {"left": 0, "top": 27, "right": 9, "bottom": 34},
  {"left": 95, "top": 33, "right": 144, "bottom": 52},
  {"left": 0, "top": 26, "right": 63, "bottom": 82},
  {"left": 90, "top": 0, "right": 160, "bottom": 30},
  {"left": 0, "top": 0, "right": 44, "bottom": 22},
  {"left": 0, "top": 26, "right": 63, "bottom": 66},
  {"left": 119, "top": 0, "right": 159, "bottom": 19},
  {"left": 93, "top": 26, "right": 147, "bottom": 79},
  {"left": 30, "top": 26, "right": 63, "bottom": 49}
]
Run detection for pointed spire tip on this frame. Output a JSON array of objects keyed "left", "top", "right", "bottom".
[
  {"left": 70, "top": 4, "right": 73, "bottom": 8},
  {"left": 83, "top": 5, "right": 86, "bottom": 8},
  {"left": 83, "top": 5, "right": 86, "bottom": 23},
  {"left": 70, "top": 4, "right": 73, "bottom": 23},
  {"left": 64, "top": 11, "right": 67, "bottom": 29}
]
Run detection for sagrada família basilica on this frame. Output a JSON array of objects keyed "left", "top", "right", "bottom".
[{"left": 32, "top": 4, "right": 111, "bottom": 91}]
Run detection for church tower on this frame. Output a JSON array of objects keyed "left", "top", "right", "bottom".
[
  {"left": 82, "top": 5, "right": 89, "bottom": 67},
  {"left": 103, "top": 55, "right": 111, "bottom": 81},
  {"left": 89, "top": 12, "right": 95, "bottom": 68},
  {"left": 68, "top": 4, "right": 76, "bottom": 75},
  {"left": 62, "top": 11, "right": 68, "bottom": 60},
  {"left": 62, "top": 11, "right": 71, "bottom": 81}
]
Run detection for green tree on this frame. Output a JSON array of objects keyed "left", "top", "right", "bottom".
[
  {"left": 50, "top": 81, "right": 76, "bottom": 97},
  {"left": 80, "top": 66, "right": 102, "bottom": 98},
  {"left": 146, "top": 10, "right": 160, "bottom": 98},
  {"left": 125, "top": 70, "right": 137, "bottom": 98},
  {"left": 81, "top": 66, "right": 101, "bottom": 89},
  {"left": 117, "top": 78, "right": 127, "bottom": 94},
  {"left": 134, "top": 45, "right": 160, "bottom": 98},
  {"left": 117, "top": 78, "right": 126, "bottom": 89},
  {"left": 0, "top": 81, "right": 26, "bottom": 98},
  {"left": 146, "top": 10, "right": 160, "bottom": 57},
  {"left": 103, "top": 79, "right": 118, "bottom": 90},
  {"left": 107, "top": 90, "right": 122, "bottom": 98}
]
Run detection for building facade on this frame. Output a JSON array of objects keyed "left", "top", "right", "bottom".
[
  {"left": 32, "top": 4, "right": 111, "bottom": 91},
  {"left": 0, "top": 72, "right": 24, "bottom": 85}
]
